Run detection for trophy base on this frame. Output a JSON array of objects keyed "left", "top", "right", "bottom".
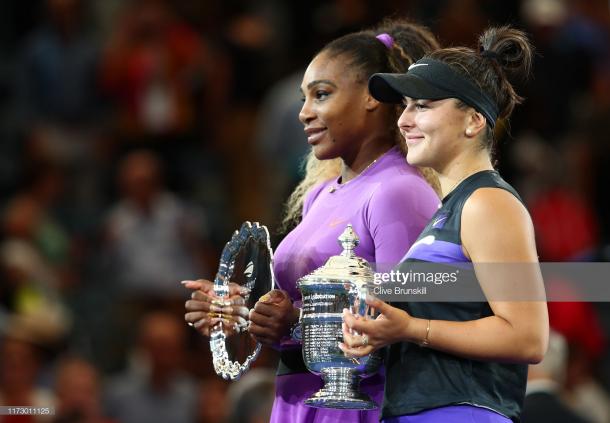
[{"left": 303, "top": 367, "right": 378, "bottom": 410}]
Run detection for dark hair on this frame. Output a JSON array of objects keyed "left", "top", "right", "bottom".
[
  {"left": 318, "top": 19, "right": 440, "bottom": 149},
  {"left": 320, "top": 19, "right": 440, "bottom": 83},
  {"left": 428, "top": 26, "right": 534, "bottom": 153},
  {"left": 280, "top": 19, "right": 441, "bottom": 233}
]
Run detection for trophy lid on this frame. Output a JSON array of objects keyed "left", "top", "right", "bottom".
[{"left": 298, "top": 224, "right": 374, "bottom": 287}]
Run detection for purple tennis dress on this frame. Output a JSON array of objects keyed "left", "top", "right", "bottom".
[{"left": 270, "top": 146, "right": 439, "bottom": 423}]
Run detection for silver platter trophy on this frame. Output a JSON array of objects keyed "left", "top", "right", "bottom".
[
  {"left": 210, "top": 221, "right": 274, "bottom": 380},
  {"left": 297, "top": 224, "right": 381, "bottom": 409}
]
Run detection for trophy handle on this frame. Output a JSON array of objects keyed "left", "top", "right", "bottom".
[{"left": 210, "top": 221, "right": 275, "bottom": 380}]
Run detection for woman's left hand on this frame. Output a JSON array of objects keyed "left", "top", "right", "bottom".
[{"left": 339, "top": 295, "right": 413, "bottom": 358}]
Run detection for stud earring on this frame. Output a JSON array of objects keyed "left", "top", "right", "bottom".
[{"left": 466, "top": 129, "right": 473, "bottom": 136}]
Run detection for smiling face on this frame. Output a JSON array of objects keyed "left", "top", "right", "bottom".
[
  {"left": 299, "top": 52, "right": 372, "bottom": 162},
  {"left": 397, "top": 97, "right": 473, "bottom": 171}
]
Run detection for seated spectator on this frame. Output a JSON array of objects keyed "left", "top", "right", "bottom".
[
  {"left": 0, "top": 195, "right": 71, "bottom": 343},
  {"left": 0, "top": 335, "right": 55, "bottom": 423},
  {"left": 103, "top": 150, "right": 210, "bottom": 299},
  {"left": 52, "top": 357, "right": 116, "bottom": 423},
  {"left": 522, "top": 330, "right": 591, "bottom": 423},
  {"left": 104, "top": 312, "right": 197, "bottom": 423}
]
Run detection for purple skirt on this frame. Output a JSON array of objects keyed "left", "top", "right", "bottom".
[
  {"left": 270, "top": 371, "right": 384, "bottom": 423},
  {"left": 383, "top": 405, "right": 512, "bottom": 423}
]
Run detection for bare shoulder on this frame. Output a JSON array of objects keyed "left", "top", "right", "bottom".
[
  {"left": 461, "top": 188, "right": 537, "bottom": 262},
  {"left": 463, "top": 188, "right": 530, "bottom": 225}
]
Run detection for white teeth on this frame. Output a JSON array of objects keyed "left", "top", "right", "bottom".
[{"left": 307, "top": 129, "right": 326, "bottom": 144}]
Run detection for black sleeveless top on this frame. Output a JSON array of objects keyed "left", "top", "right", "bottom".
[{"left": 383, "top": 170, "right": 527, "bottom": 422}]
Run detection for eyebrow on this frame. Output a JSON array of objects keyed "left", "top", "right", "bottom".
[{"left": 299, "top": 79, "right": 338, "bottom": 93}]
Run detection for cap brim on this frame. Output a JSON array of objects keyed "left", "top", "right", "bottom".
[{"left": 368, "top": 73, "right": 453, "bottom": 104}]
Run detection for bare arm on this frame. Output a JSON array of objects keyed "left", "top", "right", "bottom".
[{"left": 341, "top": 188, "right": 549, "bottom": 364}]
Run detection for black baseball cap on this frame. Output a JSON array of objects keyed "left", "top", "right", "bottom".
[{"left": 369, "top": 58, "right": 499, "bottom": 128}]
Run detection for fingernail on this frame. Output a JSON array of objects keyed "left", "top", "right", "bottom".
[
  {"left": 181, "top": 280, "right": 191, "bottom": 285},
  {"left": 260, "top": 294, "right": 271, "bottom": 303},
  {"left": 210, "top": 305, "right": 220, "bottom": 312}
]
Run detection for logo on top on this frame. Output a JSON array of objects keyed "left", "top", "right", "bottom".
[
  {"left": 408, "top": 63, "right": 429, "bottom": 71},
  {"left": 431, "top": 212, "right": 450, "bottom": 229}
]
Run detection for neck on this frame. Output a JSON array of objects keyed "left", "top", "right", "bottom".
[
  {"left": 340, "top": 137, "right": 394, "bottom": 183},
  {"left": 437, "top": 150, "right": 493, "bottom": 198}
]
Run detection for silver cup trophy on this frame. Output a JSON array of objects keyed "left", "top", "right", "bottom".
[{"left": 297, "top": 224, "right": 381, "bottom": 409}]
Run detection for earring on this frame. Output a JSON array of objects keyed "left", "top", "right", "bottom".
[{"left": 466, "top": 129, "right": 473, "bottom": 136}]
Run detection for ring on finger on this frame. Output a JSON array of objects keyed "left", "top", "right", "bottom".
[{"left": 362, "top": 334, "right": 369, "bottom": 347}]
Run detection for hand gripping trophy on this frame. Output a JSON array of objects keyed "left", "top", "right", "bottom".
[
  {"left": 209, "top": 222, "right": 380, "bottom": 410},
  {"left": 209, "top": 222, "right": 274, "bottom": 380},
  {"left": 296, "top": 224, "right": 381, "bottom": 409}
]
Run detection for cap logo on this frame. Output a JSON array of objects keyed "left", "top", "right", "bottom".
[{"left": 408, "top": 63, "right": 429, "bottom": 70}]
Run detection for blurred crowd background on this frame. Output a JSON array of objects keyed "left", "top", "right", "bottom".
[{"left": 0, "top": 0, "right": 609, "bottom": 422}]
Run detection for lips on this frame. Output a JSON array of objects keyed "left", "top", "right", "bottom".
[
  {"left": 304, "top": 127, "right": 327, "bottom": 145},
  {"left": 404, "top": 134, "right": 425, "bottom": 147}
]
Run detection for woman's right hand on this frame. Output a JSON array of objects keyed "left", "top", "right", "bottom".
[
  {"left": 248, "top": 289, "right": 300, "bottom": 346},
  {"left": 183, "top": 279, "right": 250, "bottom": 337}
]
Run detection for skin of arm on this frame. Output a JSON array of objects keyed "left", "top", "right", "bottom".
[
  {"left": 341, "top": 188, "right": 549, "bottom": 364},
  {"left": 249, "top": 170, "right": 435, "bottom": 347}
]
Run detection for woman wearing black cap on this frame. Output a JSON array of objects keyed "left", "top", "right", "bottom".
[{"left": 340, "top": 26, "right": 549, "bottom": 423}]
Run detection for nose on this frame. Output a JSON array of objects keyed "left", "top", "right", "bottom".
[
  {"left": 299, "top": 97, "right": 315, "bottom": 125},
  {"left": 397, "top": 106, "right": 414, "bottom": 132}
]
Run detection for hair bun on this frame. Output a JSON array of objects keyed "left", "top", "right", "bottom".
[
  {"left": 480, "top": 49, "right": 501, "bottom": 62},
  {"left": 478, "top": 26, "right": 534, "bottom": 81}
]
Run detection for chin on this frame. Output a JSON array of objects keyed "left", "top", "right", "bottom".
[
  {"left": 311, "top": 145, "right": 337, "bottom": 161},
  {"left": 406, "top": 152, "right": 423, "bottom": 167}
]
